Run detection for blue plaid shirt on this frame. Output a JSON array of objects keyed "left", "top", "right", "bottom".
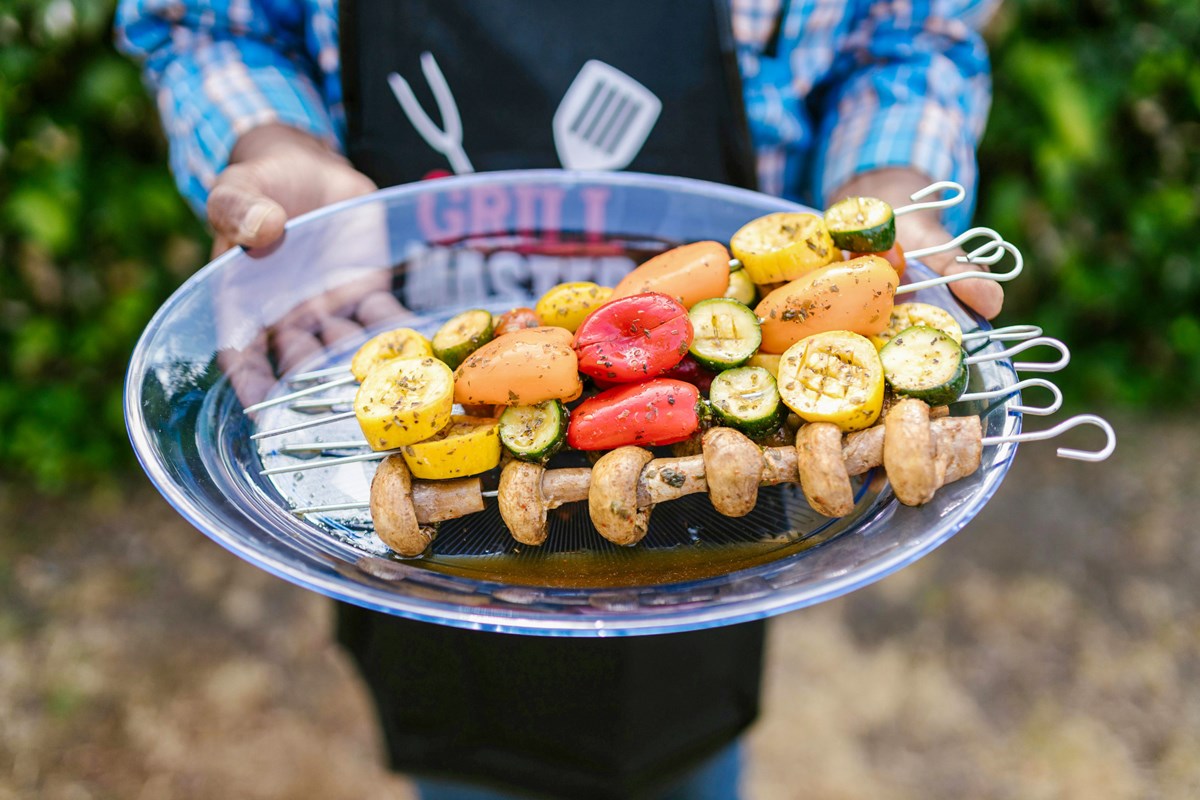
[{"left": 116, "top": 0, "right": 996, "bottom": 231}]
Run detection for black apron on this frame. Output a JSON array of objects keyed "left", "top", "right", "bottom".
[{"left": 337, "top": 3, "right": 765, "bottom": 798}]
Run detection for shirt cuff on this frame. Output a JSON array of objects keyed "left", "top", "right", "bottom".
[{"left": 156, "top": 39, "right": 338, "bottom": 217}]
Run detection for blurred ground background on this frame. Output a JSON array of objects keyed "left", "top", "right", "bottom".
[{"left": 2, "top": 1, "right": 1199, "bottom": 798}]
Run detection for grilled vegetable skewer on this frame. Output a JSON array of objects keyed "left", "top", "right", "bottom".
[
  {"left": 369, "top": 418, "right": 989, "bottom": 551},
  {"left": 296, "top": 409, "right": 1114, "bottom": 556}
]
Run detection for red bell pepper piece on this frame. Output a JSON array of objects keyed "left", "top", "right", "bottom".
[
  {"left": 572, "top": 292, "right": 693, "bottom": 383},
  {"left": 566, "top": 379, "right": 700, "bottom": 450}
]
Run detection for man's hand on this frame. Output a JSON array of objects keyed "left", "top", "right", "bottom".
[
  {"left": 207, "top": 124, "right": 378, "bottom": 257},
  {"left": 829, "top": 168, "right": 1004, "bottom": 319}
]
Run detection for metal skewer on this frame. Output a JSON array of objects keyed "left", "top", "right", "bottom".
[
  {"left": 291, "top": 489, "right": 501, "bottom": 516},
  {"left": 243, "top": 374, "right": 357, "bottom": 413},
  {"left": 288, "top": 364, "right": 353, "bottom": 385},
  {"left": 982, "top": 414, "right": 1116, "bottom": 462},
  {"left": 259, "top": 323, "right": 1068, "bottom": 469},
  {"left": 287, "top": 412, "right": 1116, "bottom": 516},
  {"left": 276, "top": 439, "right": 372, "bottom": 455},
  {"left": 899, "top": 239, "right": 1023, "bottom": 295},
  {"left": 905, "top": 226, "right": 1005, "bottom": 264},
  {"left": 964, "top": 336, "right": 1070, "bottom": 373},
  {"left": 958, "top": 377, "right": 1063, "bottom": 416},
  {"left": 262, "top": 447, "right": 397, "bottom": 475},
  {"left": 893, "top": 181, "right": 967, "bottom": 217},
  {"left": 961, "top": 324, "right": 1042, "bottom": 343},
  {"left": 250, "top": 410, "right": 357, "bottom": 440}
]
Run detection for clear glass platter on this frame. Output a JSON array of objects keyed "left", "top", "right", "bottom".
[{"left": 125, "top": 170, "right": 1020, "bottom": 636}]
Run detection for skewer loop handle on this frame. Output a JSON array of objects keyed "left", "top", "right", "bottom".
[
  {"left": 958, "top": 377, "right": 1064, "bottom": 416},
  {"left": 893, "top": 181, "right": 966, "bottom": 217},
  {"left": 900, "top": 239, "right": 1023, "bottom": 295},
  {"left": 983, "top": 413, "right": 1116, "bottom": 462}
]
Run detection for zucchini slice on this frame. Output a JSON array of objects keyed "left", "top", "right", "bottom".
[
  {"left": 723, "top": 267, "right": 758, "bottom": 306},
  {"left": 432, "top": 309, "right": 494, "bottom": 369},
  {"left": 869, "top": 302, "right": 963, "bottom": 349},
  {"left": 824, "top": 196, "right": 896, "bottom": 253},
  {"left": 878, "top": 325, "right": 968, "bottom": 406},
  {"left": 499, "top": 400, "right": 569, "bottom": 462},
  {"left": 709, "top": 366, "right": 784, "bottom": 435},
  {"left": 687, "top": 297, "right": 762, "bottom": 372}
]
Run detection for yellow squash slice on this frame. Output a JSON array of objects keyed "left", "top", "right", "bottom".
[
  {"left": 354, "top": 356, "right": 455, "bottom": 451},
  {"left": 349, "top": 328, "right": 434, "bottom": 382},
  {"left": 534, "top": 281, "right": 613, "bottom": 333},
  {"left": 730, "top": 212, "right": 837, "bottom": 285},
  {"left": 777, "top": 331, "right": 885, "bottom": 432},
  {"left": 869, "top": 302, "right": 963, "bottom": 349},
  {"left": 401, "top": 415, "right": 502, "bottom": 479}
]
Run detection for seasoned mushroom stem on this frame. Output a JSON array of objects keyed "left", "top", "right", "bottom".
[
  {"left": 411, "top": 478, "right": 486, "bottom": 523},
  {"left": 931, "top": 416, "right": 983, "bottom": 485},
  {"left": 497, "top": 463, "right": 591, "bottom": 545}
]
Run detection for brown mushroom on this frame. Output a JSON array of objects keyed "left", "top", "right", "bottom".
[
  {"left": 932, "top": 416, "right": 983, "bottom": 485},
  {"left": 497, "top": 462, "right": 592, "bottom": 546},
  {"left": 589, "top": 446, "right": 655, "bottom": 546},
  {"left": 883, "top": 398, "right": 937, "bottom": 506},
  {"left": 370, "top": 456, "right": 435, "bottom": 556},
  {"left": 842, "top": 424, "right": 885, "bottom": 476},
  {"left": 498, "top": 461, "right": 551, "bottom": 546},
  {"left": 795, "top": 422, "right": 855, "bottom": 517},
  {"left": 701, "top": 427, "right": 764, "bottom": 517},
  {"left": 410, "top": 477, "right": 485, "bottom": 523}
]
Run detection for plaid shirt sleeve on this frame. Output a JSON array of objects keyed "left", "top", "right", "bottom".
[
  {"left": 114, "top": 0, "right": 340, "bottom": 217},
  {"left": 806, "top": 0, "right": 997, "bottom": 231}
]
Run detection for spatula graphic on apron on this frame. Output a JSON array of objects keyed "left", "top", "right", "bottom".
[
  {"left": 552, "top": 60, "right": 662, "bottom": 171},
  {"left": 391, "top": 55, "right": 660, "bottom": 175}
]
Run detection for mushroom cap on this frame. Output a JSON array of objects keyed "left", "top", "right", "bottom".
[
  {"left": 589, "top": 446, "right": 655, "bottom": 546},
  {"left": 796, "top": 422, "right": 855, "bottom": 517},
  {"left": 702, "top": 427, "right": 763, "bottom": 517},
  {"left": 370, "top": 456, "right": 434, "bottom": 556},
  {"left": 498, "top": 461, "right": 550, "bottom": 546},
  {"left": 883, "top": 398, "right": 938, "bottom": 506}
]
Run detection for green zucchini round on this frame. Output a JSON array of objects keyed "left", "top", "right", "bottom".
[
  {"left": 878, "top": 325, "right": 968, "bottom": 406},
  {"left": 824, "top": 196, "right": 896, "bottom": 253},
  {"left": 499, "top": 400, "right": 569, "bottom": 461},
  {"left": 708, "top": 366, "right": 784, "bottom": 435},
  {"left": 723, "top": 268, "right": 758, "bottom": 306},
  {"left": 687, "top": 297, "right": 762, "bottom": 372},
  {"left": 432, "top": 309, "right": 494, "bottom": 370}
]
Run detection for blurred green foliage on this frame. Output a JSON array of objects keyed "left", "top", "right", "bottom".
[
  {"left": 1, "top": 0, "right": 206, "bottom": 491},
  {"left": 0, "top": 0, "right": 1196, "bottom": 492},
  {"left": 979, "top": 0, "right": 1200, "bottom": 407}
]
